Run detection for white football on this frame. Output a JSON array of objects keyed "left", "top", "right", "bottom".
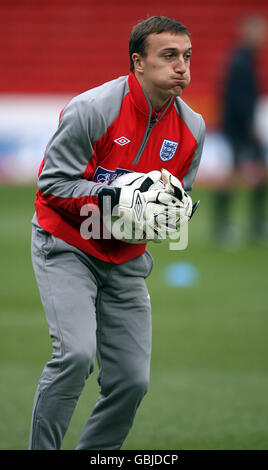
[
  {"left": 110, "top": 171, "right": 163, "bottom": 190},
  {"left": 104, "top": 171, "right": 164, "bottom": 244}
]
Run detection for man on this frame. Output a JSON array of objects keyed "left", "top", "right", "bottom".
[
  {"left": 213, "top": 15, "right": 267, "bottom": 245},
  {"left": 29, "top": 15, "right": 205, "bottom": 449}
]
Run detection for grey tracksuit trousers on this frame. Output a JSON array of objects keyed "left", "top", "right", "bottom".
[{"left": 29, "top": 219, "right": 153, "bottom": 450}]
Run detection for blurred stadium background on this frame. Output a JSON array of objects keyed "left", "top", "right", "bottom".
[{"left": 0, "top": 0, "right": 268, "bottom": 450}]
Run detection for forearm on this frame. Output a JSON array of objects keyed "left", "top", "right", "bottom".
[{"left": 37, "top": 175, "right": 104, "bottom": 214}]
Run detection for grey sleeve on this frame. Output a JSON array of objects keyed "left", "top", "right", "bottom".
[
  {"left": 38, "top": 98, "right": 106, "bottom": 199},
  {"left": 182, "top": 116, "right": 206, "bottom": 192}
]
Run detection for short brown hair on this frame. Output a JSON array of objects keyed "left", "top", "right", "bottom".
[{"left": 129, "top": 16, "right": 191, "bottom": 72}]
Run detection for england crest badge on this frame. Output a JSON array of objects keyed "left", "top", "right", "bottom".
[{"left": 159, "top": 139, "right": 179, "bottom": 161}]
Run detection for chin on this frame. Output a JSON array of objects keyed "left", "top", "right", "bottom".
[{"left": 170, "top": 87, "right": 184, "bottom": 97}]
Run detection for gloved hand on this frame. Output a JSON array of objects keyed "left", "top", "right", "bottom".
[
  {"left": 160, "top": 169, "right": 200, "bottom": 227},
  {"left": 98, "top": 169, "right": 199, "bottom": 243},
  {"left": 99, "top": 170, "right": 167, "bottom": 242}
]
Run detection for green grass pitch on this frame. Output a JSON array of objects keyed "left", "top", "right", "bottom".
[{"left": 0, "top": 185, "right": 268, "bottom": 449}]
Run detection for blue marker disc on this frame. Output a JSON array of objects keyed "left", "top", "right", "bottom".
[{"left": 163, "top": 262, "right": 199, "bottom": 287}]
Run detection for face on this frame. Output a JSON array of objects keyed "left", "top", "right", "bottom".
[
  {"left": 241, "top": 18, "right": 267, "bottom": 49},
  {"left": 133, "top": 32, "right": 192, "bottom": 105}
]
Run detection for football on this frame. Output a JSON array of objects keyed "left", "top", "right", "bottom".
[{"left": 110, "top": 171, "right": 163, "bottom": 190}]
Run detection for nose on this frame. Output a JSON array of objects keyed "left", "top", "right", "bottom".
[{"left": 174, "top": 56, "right": 186, "bottom": 74}]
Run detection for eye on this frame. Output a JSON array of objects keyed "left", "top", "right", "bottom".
[
  {"left": 184, "top": 53, "right": 192, "bottom": 61},
  {"left": 164, "top": 53, "right": 175, "bottom": 60}
]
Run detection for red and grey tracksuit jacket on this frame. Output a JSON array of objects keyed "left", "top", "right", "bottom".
[{"left": 35, "top": 72, "right": 206, "bottom": 263}]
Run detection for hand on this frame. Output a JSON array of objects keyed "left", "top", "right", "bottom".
[
  {"left": 99, "top": 169, "right": 199, "bottom": 243},
  {"left": 116, "top": 171, "right": 192, "bottom": 242},
  {"left": 115, "top": 170, "right": 162, "bottom": 225},
  {"left": 99, "top": 170, "right": 166, "bottom": 242},
  {"left": 161, "top": 169, "right": 200, "bottom": 226}
]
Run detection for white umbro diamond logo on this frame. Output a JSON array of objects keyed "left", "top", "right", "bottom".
[
  {"left": 134, "top": 193, "right": 143, "bottom": 221},
  {"left": 114, "top": 136, "right": 131, "bottom": 146}
]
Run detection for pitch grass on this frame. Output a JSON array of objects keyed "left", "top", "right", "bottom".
[{"left": 0, "top": 185, "right": 268, "bottom": 450}]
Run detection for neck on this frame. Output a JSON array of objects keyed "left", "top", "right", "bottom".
[
  {"left": 145, "top": 90, "right": 171, "bottom": 112},
  {"left": 134, "top": 73, "right": 171, "bottom": 112}
]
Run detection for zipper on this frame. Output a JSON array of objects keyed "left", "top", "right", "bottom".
[
  {"left": 132, "top": 119, "right": 158, "bottom": 165},
  {"left": 132, "top": 96, "right": 174, "bottom": 165}
]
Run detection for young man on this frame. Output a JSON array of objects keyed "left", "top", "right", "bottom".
[{"left": 29, "top": 16, "right": 205, "bottom": 449}]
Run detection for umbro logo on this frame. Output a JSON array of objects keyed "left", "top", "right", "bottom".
[
  {"left": 134, "top": 193, "right": 143, "bottom": 221},
  {"left": 114, "top": 136, "right": 131, "bottom": 146}
]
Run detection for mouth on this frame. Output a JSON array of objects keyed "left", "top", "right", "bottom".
[{"left": 172, "top": 78, "right": 186, "bottom": 85}]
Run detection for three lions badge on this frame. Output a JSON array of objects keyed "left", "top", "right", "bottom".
[{"left": 159, "top": 139, "right": 179, "bottom": 162}]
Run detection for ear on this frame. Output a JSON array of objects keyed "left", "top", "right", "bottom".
[{"left": 132, "top": 53, "right": 145, "bottom": 73}]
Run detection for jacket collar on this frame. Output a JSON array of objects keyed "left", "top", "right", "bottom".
[{"left": 128, "top": 72, "right": 175, "bottom": 120}]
